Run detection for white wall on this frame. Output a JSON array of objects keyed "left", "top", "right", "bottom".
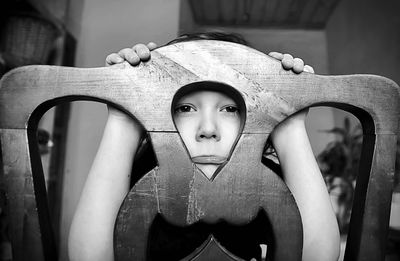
[
  {"left": 326, "top": 0, "right": 400, "bottom": 148},
  {"left": 59, "top": 1, "right": 180, "bottom": 260}
]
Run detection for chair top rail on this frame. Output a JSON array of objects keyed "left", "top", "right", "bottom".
[{"left": 0, "top": 40, "right": 399, "bottom": 135}]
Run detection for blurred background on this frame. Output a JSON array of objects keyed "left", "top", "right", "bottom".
[{"left": 0, "top": 0, "right": 399, "bottom": 260}]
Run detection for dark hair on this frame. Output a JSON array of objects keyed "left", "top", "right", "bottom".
[{"left": 166, "top": 31, "right": 250, "bottom": 47}]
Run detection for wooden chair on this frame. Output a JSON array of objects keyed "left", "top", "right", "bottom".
[{"left": 0, "top": 41, "right": 399, "bottom": 261}]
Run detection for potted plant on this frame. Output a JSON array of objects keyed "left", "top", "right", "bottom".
[{"left": 317, "top": 117, "right": 363, "bottom": 234}]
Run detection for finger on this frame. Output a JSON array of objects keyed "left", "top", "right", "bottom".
[
  {"left": 268, "top": 51, "right": 284, "bottom": 60},
  {"left": 147, "top": 42, "right": 158, "bottom": 51},
  {"left": 118, "top": 48, "right": 140, "bottom": 65},
  {"left": 105, "top": 53, "right": 124, "bottom": 66},
  {"left": 281, "top": 53, "right": 294, "bottom": 69},
  {"left": 133, "top": 43, "right": 151, "bottom": 61},
  {"left": 304, "top": 65, "right": 315, "bottom": 73},
  {"left": 293, "top": 58, "right": 305, "bottom": 74}
]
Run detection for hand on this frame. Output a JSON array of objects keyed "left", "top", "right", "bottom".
[
  {"left": 105, "top": 42, "right": 157, "bottom": 121},
  {"left": 268, "top": 52, "right": 315, "bottom": 139},
  {"left": 105, "top": 42, "right": 157, "bottom": 66},
  {"left": 268, "top": 52, "right": 314, "bottom": 74}
]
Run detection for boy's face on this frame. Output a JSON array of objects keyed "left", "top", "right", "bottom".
[{"left": 173, "top": 90, "right": 241, "bottom": 179}]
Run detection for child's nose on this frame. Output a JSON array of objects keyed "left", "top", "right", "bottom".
[{"left": 196, "top": 114, "right": 220, "bottom": 141}]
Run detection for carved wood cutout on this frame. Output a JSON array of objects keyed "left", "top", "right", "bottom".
[
  {"left": 170, "top": 81, "right": 247, "bottom": 181},
  {"left": 0, "top": 40, "right": 399, "bottom": 261}
]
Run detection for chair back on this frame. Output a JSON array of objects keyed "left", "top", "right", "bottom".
[{"left": 0, "top": 41, "right": 399, "bottom": 261}]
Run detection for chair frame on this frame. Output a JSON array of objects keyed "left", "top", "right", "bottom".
[{"left": 0, "top": 41, "right": 399, "bottom": 260}]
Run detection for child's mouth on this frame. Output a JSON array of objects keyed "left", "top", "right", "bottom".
[{"left": 191, "top": 155, "right": 227, "bottom": 164}]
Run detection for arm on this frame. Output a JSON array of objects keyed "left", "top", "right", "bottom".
[
  {"left": 103, "top": 43, "right": 340, "bottom": 260},
  {"left": 68, "top": 109, "right": 143, "bottom": 261},
  {"left": 269, "top": 51, "right": 340, "bottom": 260},
  {"left": 68, "top": 43, "right": 155, "bottom": 261},
  {"left": 270, "top": 109, "right": 340, "bottom": 261}
]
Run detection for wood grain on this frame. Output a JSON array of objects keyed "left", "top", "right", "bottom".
[{"left": 0, "top": 40, "right": 399, "bottom": 261}]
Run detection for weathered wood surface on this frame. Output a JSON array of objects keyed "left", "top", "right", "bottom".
[
  {"left": 116, "top": 132, "right": 301, "bottom": 260},
  {"left": 1, "top": 41, "right": 398, "bottom": 135},
  {"left": 0, "top": 40, "right": 399, "bottom": 261}
]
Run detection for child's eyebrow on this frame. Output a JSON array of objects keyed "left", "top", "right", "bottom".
[{"left": 218, "top": 100, "right": 239, "bottom": 106}]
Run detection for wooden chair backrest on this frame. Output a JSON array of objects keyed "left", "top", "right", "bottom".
[{"left": 0, "top": 41, "right": 399, "bottom": 261}]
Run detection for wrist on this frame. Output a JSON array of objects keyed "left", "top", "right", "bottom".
[
  {"left": 270, "top": 109, "right": 308, "bottom": 149},
  {"left": 107, "top": 107, "right": 144, "bottom": 138},
  {"left": 108, "top": 106, "right": 131, "bottom": 120},
  {"left": 270, "top": 120, "right": 307, "bottom": 154}
]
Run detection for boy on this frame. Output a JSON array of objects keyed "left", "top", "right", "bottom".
[{"left": 69, "top": 33, "right": 340, "bottom": 261}]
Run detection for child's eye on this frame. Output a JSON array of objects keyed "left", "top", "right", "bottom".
[
  {"left": 174, "top": 105, "right": 195, "bottom": 113},
  {"left": 221, "top": 106, "right": 239, "bottom": 113}
]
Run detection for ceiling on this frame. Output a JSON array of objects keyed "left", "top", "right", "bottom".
[{"left": 189, "top": 0, "right": 341, "bottom": 29}]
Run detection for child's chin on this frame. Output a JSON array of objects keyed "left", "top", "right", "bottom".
[{"left": 196, "top": 164, "right": 219, "bottom": 180}]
